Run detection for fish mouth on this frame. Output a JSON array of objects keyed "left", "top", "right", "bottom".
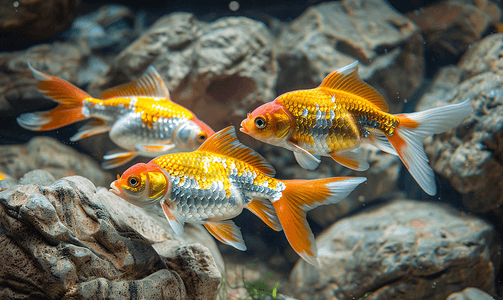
[
  {"left": 239, "top": 120, "right": 249, "bottom": 133},
  {"left": 109, "top": 182, "right": 121, "bottom": 197}
]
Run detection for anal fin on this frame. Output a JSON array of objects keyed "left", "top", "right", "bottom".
[
  {"left": 204, "top": 220, "right": 246, "bottom": 251},
  {"left": 70, "top": 119, "right": 111, "bottom": 141},
  {"left": 245, "top": 198, "right": 282, "bottom": 231}
]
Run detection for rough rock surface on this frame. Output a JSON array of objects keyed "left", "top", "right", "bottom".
[
  {"left": 89, "top": 12, "right": 278, "bottom": 133},
  {"left": 0, "top": 0, "right": 80, "bottom": 49},
  {"left": 447, "top": 287, "right": 496, "bottom": 300},
  {"left": 275, "top": 0, "right": 424, "bottom": 113},
  {"left": 407, "top": 0, "right": 501, "bottom": 64},
  {"left": 0, "top": 41, "right": 93, "bottom": 116},
  {"left": 416, "top": 33, "right": 503, "bottom": 213},
  {"left": 0, "top": 175, "right": 222, "bottom": 299},
  {"left": 290, "top": 200, "right": 501, "bottom": 300},
  {"left": 0, "top": 137, "right": 113, "bottom": 188}
]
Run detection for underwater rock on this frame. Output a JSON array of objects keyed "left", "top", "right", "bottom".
[
  {"left": 0, "top": 176, "right": 222, "bottom": 299},
  {"left": 275, "top": 0, "right": 424, "bottom": 113},
  {"left": 0, "top": 41, "right": 92, "bottom": 116},
  {"left": 416, "top": 33, "right": 503, "bottom": 213},
  {"left": 0, "top": 0, "right": 80, "bottom": 50},
  {"left": 407, "top": 0, "right": 501, "bottom": 65},
  {"left": 88, "top": 12, "right": 278, "bottom": 133},
  {"left": 290, "top": 199, "right": 500, "bottom": 300},
  {"left": 0, "top": 137, "right": 113, "bottom": 188},
  {"left": 60, "top": 5, "right": 141, "bottom": 56},
  {"left": 446, "top": 287, "right": 496, "bottom": 300}
]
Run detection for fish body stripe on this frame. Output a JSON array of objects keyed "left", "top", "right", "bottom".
[
  {"left": 84, "top": 96, "right": 195, "bottom": 127},
  {"left": 277, "top": 89, "right": 399, "bottom": 153},
  {"left": 154, "top": 152, "right": 284, "bottom": 222}
]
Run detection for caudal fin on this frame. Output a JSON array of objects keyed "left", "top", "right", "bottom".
[
  {"left": 272, "top": 177, "right": 366, "bottom": 266},
  {"left": 387, "top": 99, "right": 473, "bottom": 195},
  {"left": 17, "top": 62, "right": 91, "bottom": 131}
]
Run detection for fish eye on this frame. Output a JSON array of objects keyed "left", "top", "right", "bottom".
[
  {"left": 197, "top": 132, "right": 207, "bottom": 141},
  {"left": 127, "top": 175, "right": 140, "bottom": 187},
  {"left": 254, "top": 116, "right": 266, "bottom": 129}
]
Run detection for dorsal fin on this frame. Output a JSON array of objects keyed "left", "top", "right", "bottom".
[
  {"left": 318, "top": 61, "right": 389, "bottom": 112},
  {"left": 198, "top": 126, "right": 276, "bottom": 176},
  {"left": 100, "top": 66, "right": 171, "bottom": 100}
]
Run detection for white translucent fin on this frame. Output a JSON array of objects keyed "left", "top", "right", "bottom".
[
  {"left": 102, "top": 151, "right": 138, "bottom": 169},
  {"left": 288, "top": 141, "right": 321, "bottom": 170},
  {"left": 329, "top": 149, "right": 369, "bottom": 171},
  {"left": 161, "top": 200, "right": 185, "bottom": 236},
  {"left": 245, "top": 198, "right": 282, "bottom": 231},
  {"left": 204, "top": 220, "right": 246, "bottom": 251},
  {"left": 365, "top": 131, "right": 398, "bottom": 156},
  {"left": 70, "top": 119, "right": 110, "bottom": 141},
  {"left": 135, "top": 143, "right": 176, "bottom": 154},
  {"left": 388, "top": 99, "right": 473, "bottom": 196}
]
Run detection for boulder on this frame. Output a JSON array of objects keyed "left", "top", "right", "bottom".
[
  {"left": 0, "top": 175, "right": 223, "bottom": 299},
  {"left": 416, "top": 33, "right": 503, "bottom": 213},
  {"left": 290, "top": 200, "right": 500, "bottom": 300},
  {"left": 275, "top": 0, "right": 424, "bottom": 113}
]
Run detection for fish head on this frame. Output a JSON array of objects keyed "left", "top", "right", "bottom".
[
  {"left": 240, "top": 100, "right": 293, "bottom": 145},
  {"left": 110, "top": 162, "right": 171, "bottom": 208},
  {"left": 173, "top": 119, "right": 215, "bottom": 151}
]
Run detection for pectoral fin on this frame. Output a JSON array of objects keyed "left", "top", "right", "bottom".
[
  {"left": 329, "top": 149, "right": 369, "bottom": 171},
  {"left": 161, "top": 200, "right": 185, "bottom": 236},
  {"left": 135, "top": 143, "right": 176, "bottom": 154},
  {"left": 287, "top": 141, "right": 321, "bottom": 170},
  {"left": 204, "top": 220, "right": 246, "bottom": 251},
  {"left": 102, "top": 151, "right": 138, "bottom": 169}
]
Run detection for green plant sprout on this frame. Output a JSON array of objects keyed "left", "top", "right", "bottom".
[{"left": 242, "top": 270, "right": 280, "bottom": 300}]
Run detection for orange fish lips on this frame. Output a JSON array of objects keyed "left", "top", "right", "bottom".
[
  {"left": 239, "top": 115, "right": 253, "bottom": 134},
  {"left": 109, "top": 180, "right": 123, "bottom": 197}
]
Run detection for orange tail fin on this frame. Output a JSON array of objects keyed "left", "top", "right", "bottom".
[
  {"left": 272, "top": 177, "right": 366, "bottom": 266},
  {"left": 386, "top": 99, "right": 473, "bottom": 196},
  {"left": 17, "top": 62, "right": 92, "bottom": 131}
]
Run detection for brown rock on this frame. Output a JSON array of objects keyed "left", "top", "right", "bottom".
[
  {"left": 89, "top": 12, "right": 278, "bottom": 133},
  {"left": 416, "top": 33, "right": 503, "bottom": 213},
  {"left": 0, "top": 176, "right": 222, "bottom": 299},
  {"left": 0, "top": 0, "right": 80, "bottom": 49},
  {"left": 0, "top": 136, "right": 113, "bottom": 188},
  {"left": 275, "top": 0, "right": 424, "bottom": 113},
  {"left": 0, "top": 41, "right": 92, "bottom": 116},
  {"left": 290, "top": 199, "right": 501, "bottom": 300},
  {"left": 407, "top": 0, "right": 501, "bottom": 62}
]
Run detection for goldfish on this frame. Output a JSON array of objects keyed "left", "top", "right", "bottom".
[
  {"left": 110, "top": 126, "right": 366, "bottom": 266},
  {"left": 240, "top": 61, "right": 473, "bottom": 196},
  {"left": 17, "top": 63, "right": 215, "bottom": 169},
  {"left": 0, "top": 172, "right": 4, "bottom": 180}
]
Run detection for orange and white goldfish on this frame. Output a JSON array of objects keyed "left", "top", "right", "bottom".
[
  {"left": 17, "top": 63, "right": 215, "bottom": 169},
  {"left": 110, "top": 126, "right": 366, "bottom": 266},
  {"left": 240, "top": 61, "right": 473, "bottom": 196}
]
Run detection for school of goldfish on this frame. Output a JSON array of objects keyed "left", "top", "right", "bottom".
[{"left": 12, "top": 60, "right": 473, "bottom": 266}]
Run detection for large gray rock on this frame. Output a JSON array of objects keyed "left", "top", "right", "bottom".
[
  {"left": 0, "top": 175, "right": 222, "bottom": 300},
  {"left": 275, "top": 0, "right": 424, "bottom": 113},
  {"left": 290, "top": 200, "right": 500, "bottom": 300},
  {"left": 416, "top": 33, "right": 503, "bottom": 213},
  {"left": 0, "top": 137, "right": 113, "bottom": 188},
  {"left": 0, "top": 41, "right": 95, "bottom": 116},
  {"left": 89, "top": 12, "right": 278, "bottom": 134}
]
